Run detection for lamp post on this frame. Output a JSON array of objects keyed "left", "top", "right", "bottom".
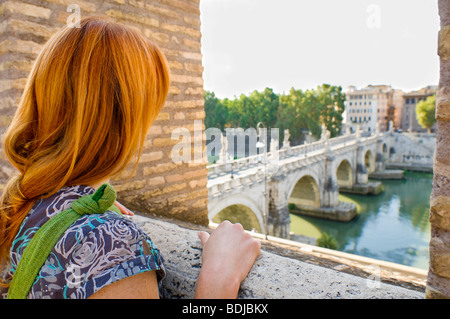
[
  {"left": 230, "top": 154, "right": 234, "bottom": 179},
  {"left": 256, "top": 122, "right": 268, "bottom": 240}
]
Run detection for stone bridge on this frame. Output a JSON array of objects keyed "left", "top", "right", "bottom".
[{"left": 207, "top": 130, "right": 392, "bottom": 238}]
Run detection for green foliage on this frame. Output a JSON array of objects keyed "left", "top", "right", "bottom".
[
  {"left": 316, "top": 232, "right": 338, "bottom": 250},
  {"left": 315, "top": 84, "right": 346, "bottom": 138},
  {"left": 204, "top": 84, "right": 346, "bottom": 146},
  {"left": 416, "top": 95, "right": 436, "bottom": 132},
  {"left": 220, "top": 88, "right": 279, "bottom": 129},
  {"left": 287, "top": 203, "right": 296, "bottom": 211},
  {"left": 204, "top": 91, "right": 228, "bottom": 131}
]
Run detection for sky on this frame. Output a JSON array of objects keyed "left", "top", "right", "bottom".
[{"left": 199, "top": 0, "right": 440, "bottom": 99}]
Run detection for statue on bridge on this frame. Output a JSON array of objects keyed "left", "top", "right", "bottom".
[
  {"left": 320, "top": 124, "right": 331, "bottom": 141},
  {"left": 320, "top": 124, "right": 332, "bottom": 152},
  {"left": 219, "top": 134, "right": 228, "bottom": 163},
  {"left": 356, "top": 124, "right": 362, "bottom": 138},
  {"left": 345, "top": 124, "right": 352, "bottom": 136},
  {"left": 388, "top": 120, "right": 394, "bottom": 133},
  {"left": 270, "top": 138, "right": 278, "bottom": 154},
  {"left": 282, "top": 129, "right": 291, "bottom": 149}
]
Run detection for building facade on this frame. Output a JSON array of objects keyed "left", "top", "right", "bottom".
[
  {"left": 345, "top": 85, "right": 404, "bottom": 133},
  {"left": 400, "top": 86, "right": 437, "bottom": 132}
]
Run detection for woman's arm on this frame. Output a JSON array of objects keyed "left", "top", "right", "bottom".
[
  {"left": 88, "top": 220, "right": 260, "bottom": 299},
  {"left": 88, "top": 270, "right": 159, "bottom": 299},
  {"left": 195, "top": 221, "right": 261, "bottom": 299}
]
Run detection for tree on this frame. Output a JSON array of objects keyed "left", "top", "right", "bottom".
[
  {"left": 204, "top": 91, "right": 228, "bottom": 130},
  {"left": 204, "top": 84, "right": 346, "bottom": 146},
  {"left": 277, "top": 88, "right": 312, "bottom": 145},
  {"left": 416, "top": 95, "right": 436, "bottom": 133},
  {"left": 277, "top": 84, "right": 346, "bottom": 143},
  {"left": 225, "top": 88, "right": 279, "bottom": 130},
  {"left": 248, "top": 88, "right": 279, "bottom": 129},
  {"left": 316, "top": 84, "right": 346, "bottom": 138}
]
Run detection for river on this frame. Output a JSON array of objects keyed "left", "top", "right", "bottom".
[{"left": 289, "top": 171, "right": 433, "bottom": 270}]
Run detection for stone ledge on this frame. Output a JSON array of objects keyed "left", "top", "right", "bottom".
[
  {"left": 369, "top": 169, "right": 405, "bottom": 180},
  {"left": 290, "top": 201, "right": 357, "bottom": 222},
  {"left": 131, "top": 213, "right": 425, "bottom": 299},
  {"left": 339, "top": 181, "right": 383, "bottom": 195},
  {"left": 386, "top": 163, "right": 433, "bottom": 173}
]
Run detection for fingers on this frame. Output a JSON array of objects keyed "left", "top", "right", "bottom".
[
  {"left": 198, "top": 221, "right": 261, "bottom": 257},
  {"left": 198, "top": 231, "right": 210, "bottom": 246},
  {"left": 215, "top": 221, "right": 260, "bottom": 254},
  {"left": 196, "top": 220, "right": 261, "bottom": 298},
  {"left": 115, "top": 201, "right": 134, "bottom": 216}
]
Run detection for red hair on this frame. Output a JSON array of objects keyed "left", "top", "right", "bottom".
[{"left": 0, "top": 17, "right": 170, "bottom": 268}]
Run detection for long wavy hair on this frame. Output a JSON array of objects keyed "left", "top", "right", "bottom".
[{"left": 0, "top": 17, "right": 170, "bottom": 268}]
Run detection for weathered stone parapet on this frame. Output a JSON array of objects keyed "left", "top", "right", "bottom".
[
  {"left": 426, "top": 0, "right": 450, "bottom": 299},
  {"left": 132, "top": 214, "right": 425, "bottom": 299}
]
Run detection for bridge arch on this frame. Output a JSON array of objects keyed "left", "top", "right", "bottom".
[
  {"left": 364, "top": 149, "right": 376, "bottom": 174},
  {"left": 336, "top": 159, "right": 353, "bottom": 188},
  {"left": 389, "top": 146, "right": 396, "bottom": 159},
  {"left": 208, "top": 194, "right": 264, "bottom": 233},
  {"left": 286, "top": 173, "right": 321, "bottom": 209}
]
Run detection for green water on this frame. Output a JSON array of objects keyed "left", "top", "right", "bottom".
[{"left": 290, "top": 172, "right": 433, "bottom": 270}]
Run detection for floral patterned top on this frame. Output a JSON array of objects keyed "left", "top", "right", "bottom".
[{"left": 0, "top": 185, "right": 165, "bottom": 299}]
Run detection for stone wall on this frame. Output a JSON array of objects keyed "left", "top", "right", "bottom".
[
  {"left": 0, "top": 0, "right": 209, "bottom": 225},
  {"left": 386, "top": 132, "right": 435, "bottom": 172},
  {"left": 427, "top": 0, "right": 450, "bottom": 299},
  {"left": 132, "top": 214, "right": 425, "bottom": 299}
]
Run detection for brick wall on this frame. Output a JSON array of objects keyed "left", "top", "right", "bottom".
[
  {"left": 427, "top": 0, "right": 450, "bottom": 299},
  {"left": 0, "top": 0, "right": 209, "bottom": 225}
]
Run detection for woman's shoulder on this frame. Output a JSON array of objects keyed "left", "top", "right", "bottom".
[
  {"left": 59, "top": 207, "right": 164, "bottom": 265},
  {"left": 46, "top": 209, "right": 165, "bottom": 298},
  {"left": 5, "top": 185, "right": 165, "bottom": 299}
]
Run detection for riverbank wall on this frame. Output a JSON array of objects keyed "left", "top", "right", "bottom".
[{"left": 386, "top": 132, "right": 435, "bottom": 173}]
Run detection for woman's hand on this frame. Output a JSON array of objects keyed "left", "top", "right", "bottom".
[
  {"left": 114, "top": 201, "right": 134, "bottom": 216},
  {"left": 195, "top": 221, "right": 261, "bottom": 299}
]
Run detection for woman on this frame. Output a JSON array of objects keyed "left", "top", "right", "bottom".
[{"left": 0, "top": 17, "right": 260, "bottom": 299}]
